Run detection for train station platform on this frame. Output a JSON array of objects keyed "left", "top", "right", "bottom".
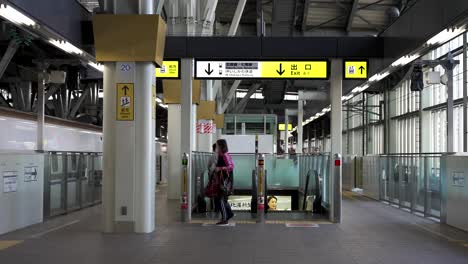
[{"left": 1, "top": 187, "right": 468, "bottom": 264}]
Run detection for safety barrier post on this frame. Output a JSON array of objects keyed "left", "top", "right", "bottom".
[
  {"left": 257, "top": 154, "right": 266, "bottom": 222},
  {"left": 181, "top": 153, "right": 190, "bottom": 222},
  {"left": 331, "top": 153, "right": 342, "bottom": 223}
]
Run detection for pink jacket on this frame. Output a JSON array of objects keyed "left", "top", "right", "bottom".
[{"left": 218, "top": 152, "right": 234, "bottom": 172}]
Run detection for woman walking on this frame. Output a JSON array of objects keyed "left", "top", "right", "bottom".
[{"left": 214, "top": 139, "right": 234, "bottom": 225}]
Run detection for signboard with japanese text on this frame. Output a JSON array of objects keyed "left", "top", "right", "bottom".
[
  {"left": 3, "top": 171, "right": 17, "bottom": 193},
  {"left": 116, "top": 83, "right": 134, "bottom": 121},
  {"left": 195, "top": 60, "right": 329, "bottom": 80},
  {"left": 155, "top": 60, "right": 180, "bottom": 79}
]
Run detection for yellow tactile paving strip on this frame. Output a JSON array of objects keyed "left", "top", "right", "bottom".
[{"left": 0, "top": 240, "right": 23, "bottom": 250}]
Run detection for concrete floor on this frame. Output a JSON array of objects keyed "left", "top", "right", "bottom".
[{"left": 1, "top": 188, "right": 468, "bottom": 264}]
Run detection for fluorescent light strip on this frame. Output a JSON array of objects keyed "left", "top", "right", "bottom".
[
  {"left": 0, "top": 4, "right": 36, "bottom": 26},
  {"left": 426, "top": 27, "right": 466, "bottom": 46},
  {"left": 88, "top": 61, "right": 103, "bottom": 72},
  {"left": 49, "top": 39, "right": 83, "bottom": 55},
  {"left": 391, "top": 54, "right": 419, "bottom": 67}
]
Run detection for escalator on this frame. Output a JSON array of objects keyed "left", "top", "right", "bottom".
[{"left": 191, "top": 153, "right": 330, "bottom": 223}]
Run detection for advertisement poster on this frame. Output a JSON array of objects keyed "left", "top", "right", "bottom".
[
  {"left": 3, "top": 171, "right": 18, "bottom": 193},
  {"left": 228, "top": 195, "right": 291, "bottom": 211}
]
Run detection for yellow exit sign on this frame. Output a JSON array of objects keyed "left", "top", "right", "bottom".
[
  {"left": 344, "top": 60, "right": 368, "bottom": 79},
  {"left": 261, "top": 61, "right": 328, "bottom": 79},
  {"left": 155, "top": 60, "right": 180, "bottom": 79},
  {"left": 278, "top": 124, "right": 293, "bottom": 131}
]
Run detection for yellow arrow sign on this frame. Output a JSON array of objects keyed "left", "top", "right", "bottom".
[
  {"left": 155, "top": 60, "right": 180, "bottom": 79},
  {"left": 116, "top": 83, "right": 134, "bottom": 121},
  {"left": 261, "top": 61, "right": 328, "bottom": 79},
  {"left": 344, "top": 60, "right": 368, "bottom": 79}
]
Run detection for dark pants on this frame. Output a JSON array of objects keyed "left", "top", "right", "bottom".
[{"left": 214, "top": 196, "right": 233, "bottom": 221}]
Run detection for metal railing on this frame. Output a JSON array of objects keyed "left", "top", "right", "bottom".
[
  {"left": 361, "top": 154, "right": 443, "bottom": 219},
  {"left": 43, "top": 152, "right": 102, "bottom": 218}
]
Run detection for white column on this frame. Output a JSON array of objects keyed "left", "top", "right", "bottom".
[
  {"left": 297, "top": 100, "right": 303, "bottom": 153},
  {"left": 102, "top": 0, "right": 155, "bottom": 233},
  {"left": 102, "top": 62, "right": 116, "bottom": 233},
  {"left": 134, "top": 62, "right": 155, "bottom": 233},
  {"left": 181, "top": 58, "right": 193, "bottom": 221},
  {"left": 284, "top": 111, "right": 289, "bottom": 154},
  {"left": 330, "top": 58, "right": 342, "bottom": 223},
  {"left": 168, "top": 105, "right": 182, "bottom": 199}
]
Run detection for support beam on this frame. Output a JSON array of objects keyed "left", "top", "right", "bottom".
[
  {"left": 256, "top": 0, "right": 264, "bottom": 36},
  {"left": 346, "top": 0, "right": 359, "bottom": 33},
  {"left": 69, "top": 88, "right": 91, "bottom": 119},
  {"left": 233, "top": 83, "right": 260, "bottom": 113},
  {"left": 19, "top": 82, "right": 32, "bottom": 112},
  {"left": 37, "top": 71, "right": 46, "bottom": 152},
  {"left": 297, "top": 99, "right": 303, "bottom": 153},
  {"left": 228, "top": 0, "right": 247, "bottom": 36},
  {"left": 464, "top": 33, "right": 467, "bottom": 152},
  {"left": 0, "top": 39, "right": 19, "bottom": 80},
  {"left": 284, "top": 110, "right": 289, "bottom": 154},
  {"left": 447, "top": 67, "right": 454, "bottom": 153},
  {"left": 155, "top": 0, "right": 165, "bottom": 14},
  {"left": 220, "top": 80, "right": 241, "bottom": 113}
]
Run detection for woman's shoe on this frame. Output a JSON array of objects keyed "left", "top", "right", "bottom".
[{"left": 216, "top": 220, "right": 229, "bottom": 225}]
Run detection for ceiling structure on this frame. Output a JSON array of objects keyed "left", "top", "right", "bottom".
[{"left": 54, "top": 1, "right": 418, "bottom": 126}]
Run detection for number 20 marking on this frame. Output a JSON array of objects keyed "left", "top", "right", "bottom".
[{"left": 120, "top": 64, "right": 131, "bottom": 72}]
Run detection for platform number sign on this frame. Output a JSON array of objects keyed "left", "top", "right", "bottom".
[{"left": 116, "top": 83, "right": 134, "bottom": 121}]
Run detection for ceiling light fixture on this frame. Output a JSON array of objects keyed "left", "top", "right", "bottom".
[
  {"left": 0, "top": 4, "right": 36, "bottom": 26},
  {"left": 88, "top": 61, "right": 103, "bottom": 72},
  {"left": 49, "top": 39, "right": 83, "bottom": 55}
]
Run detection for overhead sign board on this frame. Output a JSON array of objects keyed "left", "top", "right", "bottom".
[
  {"left": 195, "top": 60, "right": 328, "bottom": 79},
  {"left": 344, "top": 60, "right": 368, "bottom": 79},
  {"left": 116, "top": 83, "right": 134, "bottom": 121},
  {"left": 155, "top": 60, "right": 180, "bottom": 79},
  {"left": 278, "top": 124, "right": 293, "bottom": 131}
]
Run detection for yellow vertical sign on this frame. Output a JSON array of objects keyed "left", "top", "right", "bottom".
[
  {"left": 116, "top": 83, "right": 134, "bottom": 121},
  {"left": 152, "top": 85, "right": 156, "bottom": 120}
]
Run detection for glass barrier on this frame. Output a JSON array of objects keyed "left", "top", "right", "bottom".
[
  {"left": 191, "top": 151, "right": 331, "bottom": 213},
  {"left": 44, "top": 152, "right": 102, "bottom": 218},
  {"left": 375, "top": 154, "right": 441, "bottom": 218}
]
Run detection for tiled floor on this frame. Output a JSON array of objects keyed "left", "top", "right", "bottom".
[{"left": 1, "top": 188, "right": 468, "bottom": 264}]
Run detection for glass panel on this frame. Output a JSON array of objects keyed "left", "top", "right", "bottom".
[
  {"left": 81, "top": 155, "right": 94, "bottom": 207},
  {"left": 49, "top": 154, "right": 65, "bottom": 215},
  {"left": 399, "top": 157, "right": 412, "bottom": 208},
  {"left": 232, "top": 154, "right": 256, "bottom": 189},
  {"left": 415, "top": 157, "right": 425, "bottom": 213},
  {"left": 66, "top": 154, "right": 80, "bottom": 210},
  {"left": 428, "top": 157, "right": 441, "bottom": 217}
]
